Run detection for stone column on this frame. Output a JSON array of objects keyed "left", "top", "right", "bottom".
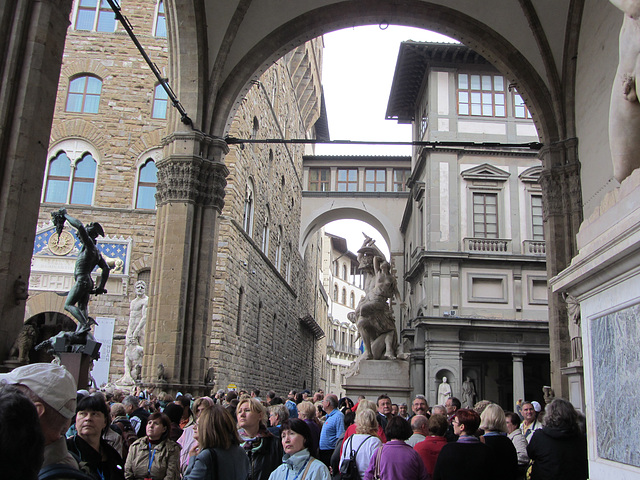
[
  {"left": 0, "top": 0, "right": 73, "bottom": 361},
  {"left": 410, "top": 351, "right": 425, "bottom": 398},
  {"left": 142, "top": 130, "right": 228, "bottom": 394},
  {"left": 512, "top": 354, "right": 525, "bottom": 410},
  {"left": 538, "top": 138, "right": 582, "bottom": 398}
]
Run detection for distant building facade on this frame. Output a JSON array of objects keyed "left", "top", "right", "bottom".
[
  {"left": 26, "top": 0, "right": 328, "bottom": 394},
  {"left": 387, "top": 42, "right": 550, "bottom": 409}
]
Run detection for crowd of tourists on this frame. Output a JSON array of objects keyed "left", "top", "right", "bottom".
[{"left": 0, "top": 363, "right": 588, "bottom": 480}]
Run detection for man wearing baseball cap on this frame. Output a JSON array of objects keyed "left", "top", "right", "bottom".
[{"left": 0, "top": 362, "right": 83, "bottom": 476}]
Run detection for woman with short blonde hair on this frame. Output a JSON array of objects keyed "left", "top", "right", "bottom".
[
  {"left": 479, "top": 404, "right": 517, "bottom": 480},
  {"left": 479, "top": 403, "right": 508, "bottom": 433},
  {"left": 354, "top": 408, "right": 378, "bottom": 436},
  {"left": 297, "top": 401, "right": 321, "bottom": 456},
  {"left": 339, "top": 406, "right": 381, "bottom": 478}
]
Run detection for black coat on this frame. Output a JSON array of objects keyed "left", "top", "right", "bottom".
[
  {"left": 433, "top": 439, "right": 496, "bottom": 480},
  {"left": 526, "top": 427, "right": 588, "bottom": 480},
  {"left": 482, "top": 434, "right": 518, "bottom": 480},
  {"left": 244, "top": 432, "right": 284, "bottom": 480},
  {"left": 67, "top": 434, "right": 125, "bottom": 480}
]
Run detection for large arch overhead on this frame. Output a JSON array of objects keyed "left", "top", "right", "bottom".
[{"left": 190, "top": 0, "right": 571, "bottom": 147}]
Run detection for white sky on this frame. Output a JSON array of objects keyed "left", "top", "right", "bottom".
[{"left": 318, "top": 26, "right": 456, "bottom": 255}]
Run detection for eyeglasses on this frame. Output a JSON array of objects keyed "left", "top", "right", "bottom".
[{"left": 452, "top": 420, "right": 461, "bottom": 426}]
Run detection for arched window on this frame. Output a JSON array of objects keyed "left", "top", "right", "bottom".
[
  {"left": 243, "top": 179, "right": 255, "bottom": 236},
  {"left": 44, "top": 152, "right": 71, "bottom": 203},
  {"left": 275, "top": 226, "right": 283, "bottom": 271},
  {"left": 69, "top": 153, "right": 96, "bottom": 205},
  {"left": 152, "top": 84, "right": 168, "bottom": 119},
  {"left": 154, "top": 0, "right": 166, "bottom": 37},
  {"left": 349, "top": 292, "right": 355, "bottom": 308},
  {"left": 341, "top": 288, "right": 347, "bottom": 305},
  {"left": 333, "top": 284, "right": 338, "bottom": 302},
  {"left": 261, "top": 206, "right": 270, "bottom": 254},
  {"left": 136, "top": 159, "right": 158, "bottom": 209},
  {"left": 342, "top": 264, "right": 347, "bottom": 280},
  {"left": 66, "top": 75, "right": 102, "bottom": 113}
]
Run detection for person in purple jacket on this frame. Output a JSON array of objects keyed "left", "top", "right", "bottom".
[{"left": 364, "top": 416, "right": 428, "bottom": 480}]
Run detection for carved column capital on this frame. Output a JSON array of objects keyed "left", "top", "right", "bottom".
[{"left": 156, "top": 132, "right": 229, "bottom": 210}]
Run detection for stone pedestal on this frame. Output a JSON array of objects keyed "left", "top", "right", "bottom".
[
  {"left": 344, "top": 359, "right": 411, "bottom": 405},
  {"left": 561, "top": 361, "right": 585, "bottom": 414},
  {"left": 550, "top": 170, "right": 640, "bottom": 478},
  {"left": 59, "top": 352, "right": 95, "bottom": 390}
]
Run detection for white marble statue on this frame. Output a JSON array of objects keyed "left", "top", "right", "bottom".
[
  {"left": 116, "top": 280, "right": 148, "bottom": 385},
  {"left": 462, "top": 376, "right": 476, "bottom": 408},
  {"left": 609, "top": 0, "right": 640, "bottom": 181},
  {"left": 438, "top": 376, "right": 452, "bottom": 406}
]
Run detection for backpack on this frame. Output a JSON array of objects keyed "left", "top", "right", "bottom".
[
  {"left": 339, "top": 435, "right": 372, "bottom": 480},
  {"left": 113, "top": 419, "right": 138, "bottom": 460}
]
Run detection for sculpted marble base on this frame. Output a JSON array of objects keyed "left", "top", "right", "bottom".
[{"left": 344, "top": 359, "right": 411, "bottom": 406}]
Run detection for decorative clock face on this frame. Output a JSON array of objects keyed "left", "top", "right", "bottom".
[{"left": 48, "top": 231, "right": 75, "bottom": 256}]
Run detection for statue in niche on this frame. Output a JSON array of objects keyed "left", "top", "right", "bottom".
[
  {"left": 438, "top": 376, "right": 452, "bottom": 406},
  {"left": 563, "top": 293, "right": 582, "bottom": 362},
  {"left": 609, "top": 0, "right": 640, "bottom": 182},
  {"left": 461, "top": 376, "right": 476, "bottom": 408},
  {"left": 116, "top": 281, "right": 149, "bottom": 386},
  {"left": 353, "top": 233, "right": 401, "bottom": 360}
]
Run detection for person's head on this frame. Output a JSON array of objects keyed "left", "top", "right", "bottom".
[
  {"left": 391, "top": 404, "right": 399, "bottom": 416},
  {"left": 398, "top": 403, "right": 408, "bottom": 416},
  {"left": 0, "top": 385, "right": 45, "bottom": 480},
  {"left": 226, "top": 391, "right": 238, "bottom": 404},
  {"left": 385, "top": 415, "right": 412, "bottom": 441},
  {"left": 412, "top": 395, "right": 428, "bottom": 416},
  {"left": 504, "top": 411, "right": 521, "bottom": 434},
  {"left": 479, "top": 403, "right": 507, "bottom": 433},
  {"left": 193, "top": 396, "right": 215, "bottom": 418},
  {"left": 453, "top": 408, "right": 480, "bottom": 436},
  {"left": 251, "top": 388, "right": 260, "bottom": 398},
  {"left": 542, "top": 398, "right": 579, "bottom": 432},
  {"left": 197, "top": 405, "right": 241, "bottom": 450},
  {"left": 122, "top": 395, "right": 139, "bottom": 415},
  {"left": 297, "top": 401, "right": 316, "bottom": 421},
  {"left": 163, "top": 402, "right": 184, "bottom": 425},
  {"left": 236, "top": 396, "right": 267, "bottom": 433},
  {"left": 521, "top": 402, "right": 537, "bottom": 423},
  {"left": 445, "top": 397, "right": 461, "bottom": 416},
  {"left": 146, "top": 412, "right": 171, "bottom": 442},
  {"left": 343, "top": 409, "right": 355, "bottom": 429},
  {"left": 175, "top": 395, "right": 191, "bottom": 418},
  {"left": 473, "top": 400, "right": 491, "bottom": 415},
  {"left": 432, "top": 405, "right": 447, "bottom": 416},
  {"left": 75, "top": 394, "right": 110, "bottom": 441},
  {"left": 356, "top": 399, "right": 377, "bottom": 414},
  {"left": 377, "top": 394, "right": 392, "bottom": 416},
  {"left": 0, "top": 363, "right": 77, "bottom": 445},
  {"left": 288, "top": 390, "right": 296, "bottom": 400},
  {"left": 427, "top": 414, "right": 448, "bottom": 437},
  {"left": 268, "top": 404, "right": 289, "bottom": 427},
  {"left": 110, "top": 402, "right": 126, "bottom": 420},
  {"left": 135, "top": 280, "right": 146, "bottom": 296},
  {"left": 323, "top": 394, "right": 338, "bottom": 412},
  {"left": 411, "top": 414, "right": 429, "bottom": 435},
  {"left": 266, "top": 390, "right": 276, "bottom": 404},
  {"left": 355, "top": 408, "right": 379, "bottom": 435},
  {"left": 338, "top": 397, "right": 354, "bottom": 411},
  {"left": 281, "top": 418, "right": 313, "bottom": 456}
]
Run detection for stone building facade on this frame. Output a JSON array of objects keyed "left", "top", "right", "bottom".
[
  {"left": 387, "top": 42, "right": 551, "bottom": 409},
  {"left": 25, "top": 0, "right": 327, "bottom": 394}
]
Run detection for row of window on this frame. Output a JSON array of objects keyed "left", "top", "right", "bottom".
[
  {"left": 308, "top": 168, "right": 410, "bottom": 193},
  {"left": 457, "top": 74, "right": 532, "bottom": 119},
  {"left": 65, "top": 75, "right": 168, "bottom": 119},
  {"left": 43, "top": 150, "right": 157, "bottom": 209},
  {"left": 74, "top": 0, "right": 166, "bottom": 37},
  {"left": 472, "top": 192, "right": 543, "bottom": 240},
  {"left": 332, "top": 285, "right": 363, "bottom": 308}
]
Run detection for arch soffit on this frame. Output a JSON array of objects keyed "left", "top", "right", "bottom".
[
  {"left": 205, "top": 1, "right": 560, "bottom": 144},
  {"left": 48, "top": 137, "right": 102, "bottom": 164},
  {"left": 24, "top": 291, "right": 74, "bottom": 322},
  {"left": 299, "top": 206, "right": 393, "bottom": 257}
]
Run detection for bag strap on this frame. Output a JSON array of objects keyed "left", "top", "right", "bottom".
[
  {"left": 351, "top": 434, "right": 373, "bottom": 458},
  {"left": 373, "top": 445, "right": 383, "bottom": 480},
  {"left": 299, "top": 457, "right": 314, "bottom": 480}
]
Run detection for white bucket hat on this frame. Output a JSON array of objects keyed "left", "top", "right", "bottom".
[{"left": 0, "top": 363, "right": 77, "bottom": 418}]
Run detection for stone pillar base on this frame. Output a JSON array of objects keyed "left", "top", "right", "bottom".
[
  {"left": 344, "top": 359, "right": 411, "bottom": 405},
  {"left": 58, "top": 352, "right": 95, "bottom": 390},
  {"left": 561, "top": 361, "right": 584, "bottom": 414}
]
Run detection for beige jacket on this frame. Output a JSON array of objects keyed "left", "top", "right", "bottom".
[{"left": 124, "top": 437, "right": 181, "bottom": 480}]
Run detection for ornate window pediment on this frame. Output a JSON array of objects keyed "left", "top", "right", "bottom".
[
  {"left": 461, "top": 163, "right": 510, "bottom": 182},
  {"left": 519, "top": 165, "right": 542, "bottom": 183}
]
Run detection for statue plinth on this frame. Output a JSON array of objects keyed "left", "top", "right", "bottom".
[
  {"left": 58, "top": 351, "right": 96, "bottom": 390},
  {"left": 344, "top": 359, "right": 411, "bottom": 405}
]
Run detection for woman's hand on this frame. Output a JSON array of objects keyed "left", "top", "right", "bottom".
[{"left": 188, "top": 443, "right": 200, "bottom": 457}]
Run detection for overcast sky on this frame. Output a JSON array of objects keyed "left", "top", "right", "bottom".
[{"left": 318, "top": 26, "right": 456, "bottom": 256}]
